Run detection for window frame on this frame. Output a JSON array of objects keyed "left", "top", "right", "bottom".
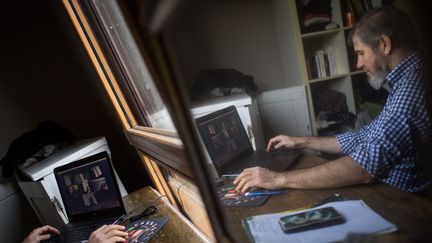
[
  {"left": 62, "top": 0, "right": 233, "bottom": 241},
  {"left": 74, "top": 0, "right": 192, "bottom": 177}
]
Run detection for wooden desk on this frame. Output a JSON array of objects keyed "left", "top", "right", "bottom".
[
  {"left": 225, "top": 154, "right": 432, "bottom": 242},
  {"left": 122, "top": 186, "right": 210, "bottom": 243}
]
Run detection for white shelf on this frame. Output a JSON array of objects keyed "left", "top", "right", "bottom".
[
  {"left": 301, "top": 28, "right": 342, "bottom": 39},
  {"left": 309, "top": 73, "right": 350, "bottom": 83}
]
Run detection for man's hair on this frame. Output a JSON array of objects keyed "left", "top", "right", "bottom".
[{"left": 348, "top": 6, "right": 418, "bottom": 51}]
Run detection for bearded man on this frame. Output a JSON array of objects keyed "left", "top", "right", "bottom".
[{"left": 234, "top": 6, "right": 431, "bottom": 195}]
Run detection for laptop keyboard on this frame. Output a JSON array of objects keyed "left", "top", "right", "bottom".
[
  {"left": 241, "top": 151, "right": 276, "bottom": 169},
  {"left": 44, "top": 221, "right": 109, "bottom": 243}
]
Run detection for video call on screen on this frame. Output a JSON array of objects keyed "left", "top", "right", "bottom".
[
  {"left": 57, "top": 158, "right": 120, "bottom": 216},
  {"left": 199, "top": 111, "right": 250, "bottom": 167}
]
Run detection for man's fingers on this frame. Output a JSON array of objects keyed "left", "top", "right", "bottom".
[
  {"left": 233, "top": 171, "right": 245, "bottom": 185},
  {"left": 266, "top": 141, "right": 274, "bottom": 152},
  {"left": 235, "top": 174, "right": 257, "bottom": 192},
  {"left": 266, "top": 137, "right": 280, "bottom": 152},
  {"left": 235, "top": 174, "right": 251, "bottom": 191},
  {"left": 106, "top": 229, "right": 128, "bottom": 239},
  {"left": 234, "top": 176, "right": 247, "bottom": 191},
  {"left": 274, "top": 143, "right": 283, "bottom": 149},
  {"left": 42, "top": 225, "right": 60, "bottom": 234},
  {"left": 233, "top": 168, "right": 253, "bottom": 184},
  {"left": 38, "top": 234, "right": 52, "bottom": 241},
  {"left": 233, "top": 168, "right": 258, "bottom": 185},
  {"left": 112, "top": 236, "right": 128, "bottom": 242},
  {"left": 239, "top": 180, "right": 254, "bottom": 192},
  {"left": 89, "top": 225, "right": 127, "bottom": 243},
  {"left": 103, "top": 225, "right": 125, "bottom": 234}
]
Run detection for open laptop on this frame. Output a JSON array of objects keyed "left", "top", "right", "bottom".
[
  {"left": 51, "top": 151, "right": 125, "bottom": 242},
  {"left": 195, "top": 105, "right": 301, "bottom": 175}
]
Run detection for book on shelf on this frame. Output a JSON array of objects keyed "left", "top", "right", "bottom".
[
  {"left": 306, "top": 48, "right": 341, "bottom": 80},
  {"left": 316, "top": 50, "right": 326, "bottom": 79}
]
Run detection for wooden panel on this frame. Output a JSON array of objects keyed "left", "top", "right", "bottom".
[
  {"left": 126, "top": 128, "right": 192, "bottom": 178},
  {"left": 165, "top": 172, "right": 216, "bottom": 241},
  {"left": 123, "top": 186, "right": 210, "bottom": 242}
]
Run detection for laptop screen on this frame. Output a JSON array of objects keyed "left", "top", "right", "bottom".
[
  {"left": 196, "top": 106, "right": 253, "bottom": 169},
  {"left": 54, "top": 152, "right": 125, "bottom": 221}
]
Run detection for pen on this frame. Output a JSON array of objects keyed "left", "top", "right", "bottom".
[
  {"left": 112, "top": 213, "right": 127, "bottom": 225},
  {"left": 244, "top": 190, "right": 286, "bottom": 197},
  {"left": 221, "top": 174, "right": 240, "bottom": 178}
]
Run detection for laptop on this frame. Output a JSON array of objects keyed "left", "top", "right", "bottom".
[
  {"left": 195, "top": 105, "right": 301, "bottom": 175},
  {"left": 51, "top": 151, "right": 126, "bottom": 242}
]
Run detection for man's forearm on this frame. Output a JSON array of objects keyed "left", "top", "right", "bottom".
[
  {"left": 295, "top": 136, "right": 343, "bottom": 154},
  {"left": 278, "top": 156, "right": 371, "bottom": 189}
]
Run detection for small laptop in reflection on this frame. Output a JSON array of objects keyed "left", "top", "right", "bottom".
[
  {"left": 49, "top": 152, "right": 126, "bottom": 242},
  {"left": 195, "top": 105, "right": 301, "bottom": 175}
]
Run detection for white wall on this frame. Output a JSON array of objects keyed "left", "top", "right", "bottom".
[{"left": 164, "top": 0, "right": 286, "bottom": 93}]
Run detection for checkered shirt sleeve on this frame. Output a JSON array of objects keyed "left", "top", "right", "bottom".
[{"left": 336, "top": 53, "right": 431, "bottom": 192}]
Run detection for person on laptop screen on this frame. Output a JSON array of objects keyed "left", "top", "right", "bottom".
[
  {"left": 22, "top": 224, "right": 128, "bottom": 243},
  {"left": 234, "top": 7, "right": 431, "bottom": 195}
]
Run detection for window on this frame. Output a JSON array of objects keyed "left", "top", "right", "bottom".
[
  {"left": 63, "top": 0, "right": 226, "bottom": 240},
  {"left": 65, "top": 0, "right": 195, "bottom": 177},
  {"left": 91, "top": 0, "right": 175, "bottom": 131}
]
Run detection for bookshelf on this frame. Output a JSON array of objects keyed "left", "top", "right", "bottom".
[{"left": 279, "top": 0, "right": 374, "bottom": 135}]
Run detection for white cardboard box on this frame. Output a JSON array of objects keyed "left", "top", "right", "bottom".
[
  {"left": 258, "top": 86, "right": 312, "bottom": 139},
  {"left": 17, "top": 137, "right": 127, "bottom": 228}
]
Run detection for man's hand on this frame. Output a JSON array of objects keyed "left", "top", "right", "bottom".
[
  {"left": 266, "top": 135, "right": 300, "bottom": 152},
  {"left": 22, "top": 225, "right": 60, "bottom": 243},
  {"left": 233, "top": 167, "right": 283, "bottom": 192},
  {"left": 267, "top": 135, "right": 342, "bottom": 154},
  {"left": 88, "top": 224, "right": 128, "bottom": 243}
]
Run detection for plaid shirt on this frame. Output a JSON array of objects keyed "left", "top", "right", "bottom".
[{"left": 337, "top": 53, "right": 431, "bottom": 193}]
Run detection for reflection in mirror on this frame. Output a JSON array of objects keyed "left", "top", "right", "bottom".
[
  {"left": 78, "top": 0, "right": 432, "bottom": 242},
  {"left": 92, "top": 0, "right": 176, "bottom": 131},
  {"left": 157, "top": 1, "right": 397, "bottom": 242},
  {"left": 158, "top": 1, "right": 308, "bottom": 241}
]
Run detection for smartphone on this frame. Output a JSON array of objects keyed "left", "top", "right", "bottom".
[{"left": 279, "top": 206, "right": 345, "bottom": 233}]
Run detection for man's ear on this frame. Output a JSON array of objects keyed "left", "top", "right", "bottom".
[{"left": 379, "top": 35, "right": 392, "bottom": 55}]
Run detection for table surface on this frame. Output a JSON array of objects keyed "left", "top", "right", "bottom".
[
  {"left": 122, "top": 186, "right": 210, "bottom": 243},
  {"left": 224, "top": 154, "right": 432, "bottom": 243}
]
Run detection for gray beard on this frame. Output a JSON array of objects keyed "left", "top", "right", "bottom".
[
  {"left": 368, "top": 75, "right": 386, "bottom": 90},
  {"left": 367, "top": 54, "right": 390, "bottom": 90}
]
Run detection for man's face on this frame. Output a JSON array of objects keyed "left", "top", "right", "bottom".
[{"left": 353, "top": 35, "right": 390, "bottom": 89}]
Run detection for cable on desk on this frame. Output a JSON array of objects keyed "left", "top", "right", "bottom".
[
  {"left": 118, "top": 194, "right": 168, "bottom": 224},
  {"left": 176, "top": 182, "right": 188, "bottom": 208}
]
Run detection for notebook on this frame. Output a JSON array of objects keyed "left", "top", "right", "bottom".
[
  {"left": 51, "top": 151, "right": 126, "bottom": 242},
  {"left": 195, "top": 105, "right": 301, "bottom": 175}
]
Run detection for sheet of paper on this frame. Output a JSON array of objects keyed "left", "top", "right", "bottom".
[{"left": 246, "top": 200, "right": 396, "bottom": 243}]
